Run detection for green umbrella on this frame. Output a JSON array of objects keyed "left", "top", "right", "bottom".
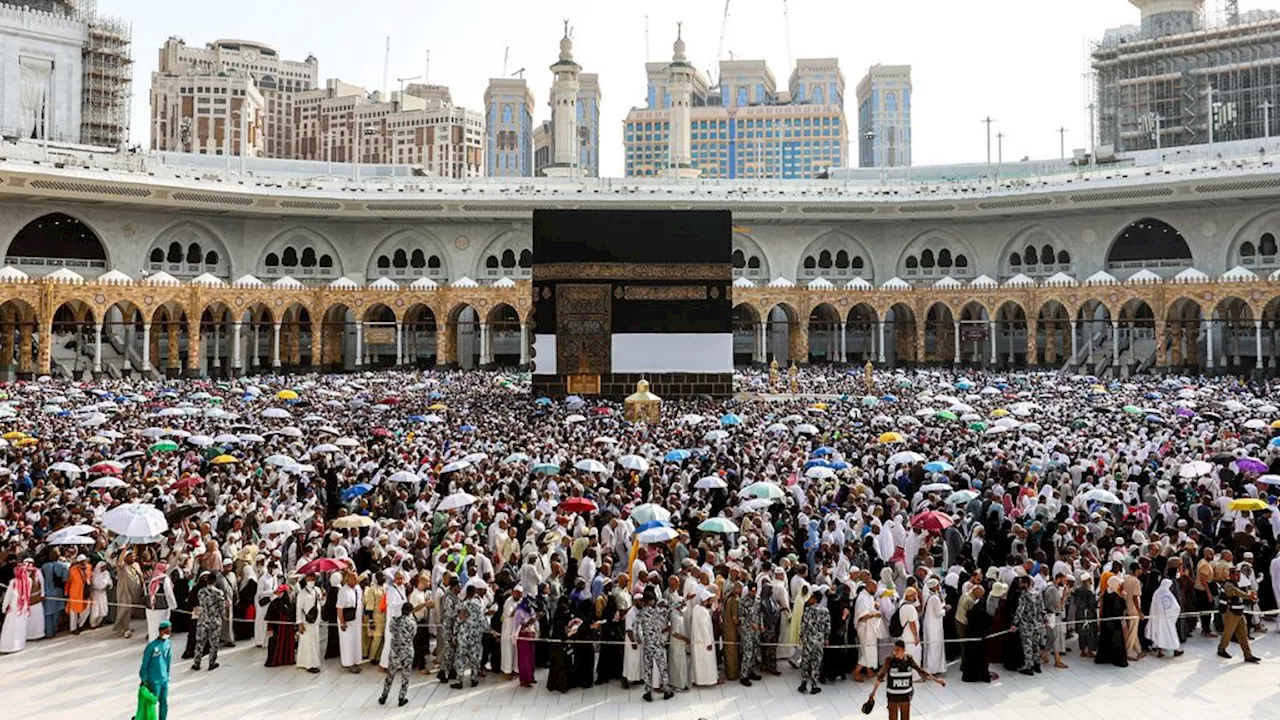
[
  {"left": 698, "top": 517, "right": 740, "bottom": 534},
  {"left": 935, "top": 410, "right": 958, "bottom": 421},
  {"left": 1123, "top": 405, "right": 1142, "bottom": 415},
  {"left": 149, "top": 440, "right": 179, "bottom": 453},
  {"left": 531, "top": 462, "right": 561, "bottom": 475},
  {"left": 968, "top": 421, "right": 988, "bottom": 431},
  {"left": 1071, "top": 418, "right": 1090, "bottom": 429}
]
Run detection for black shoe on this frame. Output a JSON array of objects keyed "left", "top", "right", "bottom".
[
  {"left": 1218, "top": 651, "right": 1232, "bottom": 659},
  {"left": 1033, "top": 665, "right": 1043, "bottom": 674},
  {"left": 307, "top": 667, "right": 320, "bottom": 674},
  {"left": 1245, "top": 656, "right": 1262, "bottom": 663},
  {"left": 809, "top": 686, "right": 821, "bottom": 695},
  {"left": 378, "top": 696, "right": 387, "bottom": 706},
  {"left": 222, "top": 642, "right": 235, "bottom": 649},
  {"left": 191, "top": 663, "right": 201, "bottom": 671},
  {"left": 798, "top": 683, "right": 808, "bottom": 693},
  {"left": 398, "top": 698, "right": 409, "bottom": 707},
  {"left": 450, "top": 682, "right": 463, "bottom": 690},
  {"left": 470, "top": 678, "right": 479, "bottom": 687},
  {"left": 437, "top": 672, "right": 447, "bottom": 682},
  {"left": 663, "top": 691, "right": 673, "bottom": 700},
  {"left": 621, "top": 679, "right": 630, "bottom": 689},
  {"left": 749, "top": 672, "right": 762, "bottom": 681},
  {"left": 643, "top": 692, "right": 653, "bottom": 702},
  {"left": 208, "top": 662, "right": 219, "bottom": 671},
  {"left": 740, "top": 678, "right": 753, "bottom": 687},
  {"left": 1019, "top": 669, "right": 1034, "bottom": 676}
]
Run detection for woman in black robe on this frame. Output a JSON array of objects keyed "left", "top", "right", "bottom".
[
  {"left": 1095, "top": 578, "right": 1129, "bottom": 667},
  {"left": 961, "top": 591, "right": 993, "bottom": 682},
  {"left": 233, "top": 574, "right": 257, "bottom": 641},
  {"left": 570, "top": 588, "right": 597, "bottom": 688},
  {"left": 1001, "top": 582, "right": 1024, "bottom": 672},
  {"left": 170, "top": 565, "right": 191, "bottom": 634},
  {"left": 323, "top": 574, "right": 341, "bottom": 659},
  {"left": 264, "top": 589, "right": 297, "bottom": 667},
  {"left": 820, "top": 587, "right": 851, "bottom": 682},
  {"left": 943, "top": 580, "right": 962, "bottom": 661},
  {"left": 984, "top": 590, "right": 1008, "bottom": 664},
  {"left": 595, "top": 585, "right": 624, "bottom": 684},
  {"left": 546, "top": 597, "right": 574, "bottom": 693}
]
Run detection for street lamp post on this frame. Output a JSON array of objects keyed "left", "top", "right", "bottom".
[
  {"left": 982, "top": 116, "right": 996, "bottom": 164},
  {"left": 1259, "top": 100, "right": 1273, "bottom": 139}
]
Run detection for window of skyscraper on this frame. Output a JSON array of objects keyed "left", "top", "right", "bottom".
[{"left": 737, "top": 87, "right": 748, "bottom": 106}]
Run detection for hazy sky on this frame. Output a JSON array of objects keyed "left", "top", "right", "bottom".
[{"left": 100, "top": 0, "right": 1279, "bottom": 176}]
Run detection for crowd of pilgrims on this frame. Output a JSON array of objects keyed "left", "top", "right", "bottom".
[{"left": 1, "top": 366, "right": 1279, "bottom": 700}]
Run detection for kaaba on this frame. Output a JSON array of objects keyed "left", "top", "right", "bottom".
[{"left": 531, "top": 209, "right": 733, "bottom": 399}]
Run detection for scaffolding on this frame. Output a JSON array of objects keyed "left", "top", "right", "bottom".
[
  {"left": 75, "top": 0, "right": 131, "bottom": 149},
  {"left": 1091, "top": 9, "right": 1280, "bottom": 154}
]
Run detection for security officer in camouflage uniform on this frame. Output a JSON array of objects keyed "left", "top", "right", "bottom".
[
  {"left": 437, "top": 576, "right": 461, "bottom": 683},
  {"left": 797, "top": 587, "right": 831, "bottom": 694},
  {"left": 191, "top": 572, "right": 229, "bottom": 671},
  {"left": 451, "top": 584, "right": 486, "bottom": 688},
  {"left": 638, "top": 586, "right": 674, "bottom": 702},
  {"left": 737, "top": 581, "right": 763, "bottom": 686},
  {"left": 380, "top": 604, "right": 417, "bottom": 707}
]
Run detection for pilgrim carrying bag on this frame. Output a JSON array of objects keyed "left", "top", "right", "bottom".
[
  {"left": 341, "top": 607, "right": 356, "bottom": 622},
  {"left": 305, "top": 596, "right": 319, "bottom": 624}
]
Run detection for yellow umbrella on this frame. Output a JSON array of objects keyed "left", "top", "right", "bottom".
[
  {"left": 1271, "top": 419, "right": 1280, "bottom": 429},
  {"left": 2, "top": 431, "right": 28, "bottom": 440},
  {"left": 276, "top": 390, "right": 299, "bottom": 401},
  {"left": 428, "top": 403, "right": 448, "bottom": 411},
  {"left": 14, "top": 437, "right": 37, "bottom": 447},
  {"left": 810, "top": 402, "right": 828, "bottom": 411},
  {"left": 878, "top": 431, "right": 904, "bottom": 444},
  {"left": 210, "top": 454, "right": 239, "bottom": 465},
  {"left": 990, "top": 409, "right": 1010, "bottom": 418},
  {"left": 1229, "top": 498, "right": 1269, "bottom": 512}
]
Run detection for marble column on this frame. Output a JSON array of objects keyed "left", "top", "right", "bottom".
[
  {"left": 396, "top": 321, "right": 404, "bottom": 366},
  {"left": 141, "top": 323, "right": 152, "bottom": 373},
  {"left": 838, "top": 321, "right": 846, "bottom": 363},
  {"left": 1112, "top": 321, "right": 1120, "bottom": 369},
  {"left": 232, "top": 322, "right": 242, "bottom": 373},
  {"left": 877, "top": 321, "right": 887, "bottom": 364},
  {"left": 952, "top": 321, "right": 961, "bottom": 366},
  {"left": 988, "top": 321, "right": 997, "bottom": 366},
  {"left": 272, "top": 322, "right": 282, "bottom": 368},
  {"left": 93, "top": 322, "right": 103, "bottom": 374},
  {"left": 519, "top": 322, "right": 529, "bottom": 366},
  {"left": 355, "top": 323, "right": 364, "bottom": 367}
]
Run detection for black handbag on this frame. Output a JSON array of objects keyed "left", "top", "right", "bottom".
[
  {"left": 305, "top": 605, "right": 319, "bottom": 624},
  {"left": 341, "top": 607, "right": 356, "bottom": 622}
]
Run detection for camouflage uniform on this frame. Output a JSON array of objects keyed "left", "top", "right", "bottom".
[
  {"left": 738, "top": 594, "right": 761, "bottom": 677},
  {"left": 381, "top": 613, "right": 417, "bottom": 704},
  {"left": 438, "top": 590, "right": 460, "bottom": 680},
  {"left": 798, "top": 602, "right": 830, "bottom": 688},
  {"left": 638, "top": 601, "right": 671, "bottom": 695},
  {"left": 192, "top": 584, "right": 227, "bottom": 669},
  {"left": 454, "top": 598, "right": 486, "bottom": 681}
]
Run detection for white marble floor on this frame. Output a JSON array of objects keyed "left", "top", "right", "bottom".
[{"left": 4, "top": 625, "right": 1280, "bottom": 720}]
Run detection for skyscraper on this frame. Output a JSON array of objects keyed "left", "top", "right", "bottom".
[
  {"left": 856, "top": 64, "right": 912, "bottom": 168},
  {"left": 484, "top": 77, "right": 534, "bottom": 177}
]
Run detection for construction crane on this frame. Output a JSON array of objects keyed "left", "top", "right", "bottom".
[
  {"left": 714, "top": 0, "right": 731, "bottom": 85},
  {"left": 511, "top": 68, "right": 526, "bottom": 78},
  {"left": 781, "top": 0, "right": 793, "bottom": 71},
  {"left": 502, "top": 46, "right": 509, "bottom": 77}
]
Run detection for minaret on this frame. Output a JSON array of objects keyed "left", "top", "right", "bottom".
[
  {"left": 666, "top": 23, "right": 700, "bottom": 179},
  {"left": 544, "top": 21, "right": 583, "bottom": 178}
]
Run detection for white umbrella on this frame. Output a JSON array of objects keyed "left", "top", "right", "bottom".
[
  {"left": 260, "top": 519, "right": 301, "bottom": 536},
  {"left": 565, "top": 414, "right": 588, "bottom": 424},
  {"left": 49, "top": 534, "right": 96, "bottom": 546},
  {"left": 794, "top": 423, "right": 819, "bottom": 435},
  {"left": 1244, "top": 419, "right": 1269, "bottom": 430},
  {"left": 282, "top": 463, "right": 317, "bottom": 475},
  {"left": 266, "top": 454, "right": 297, "bottom": 467},
  {"left": 49, "top": 461, "right": 83, "bottom": 475},
  {"left": 187, "top": 435, "right": 215, "bottom": 447},
  {"left": 463, "top": 452, "right": 488, "bottom": 464},
  {"left": 387, "top": 470, "right": 421, "bottom": 483},
  {"left": 740, "top": 481, "right": 786, "bottom": 499},
  {"left": 704, "top": 429, "right": 730, "bottom": 442},
  {"left": 261, "top": 408, "right": 292, "bottom": 419},
  {"left": 574, "top": 458, "right": 608, "bottom": 473},
  {"left": 213, "top": 434, "right": 240, "bottom": 444},
  {"left": 594, "top": 436, "right": 619, "bottom": 445},
  {"left": 1081, "top": 488, "right": 1122, "bottom": 505},
  {"left": 276, "top": 426, "right": 305, "bottom": 438},
  {"left": 1179, "top": 460, "right": 1214, "bottom": 478},
  {"left": 421, "top": 414, "right": 444, "bottom": 425},
  {"left": 637, "top": 525, "right": 679, "bottom": 544},
  {"left": 887, "top": 451, "right": 925, "bottom": 466},
  {"left": 630, "top": 504, "right": 671, "bottom": 525},
  {"left": 946, "top": 490, "right": 977, "bottom": 505},
  {"left": 765, "top": 423, "right": 788, "bottom": 435},
  {"left": 679, "top": 414, "right": 706, "bottom": 426},
  {"left": 48, "top": 524, "right": 96, "bottom": 542},
  {"left": 334, "top": 437, "right": 360, "bottom": 448},
  {"left": 438, "top": 492, "right": 478, "bottom": 511},
  {"left": 88, "top": 476, "right": 127, "bottom": 489},
  {"left": 311, "top": 443, "right": 340, "bottom": 454},
  {"left": 238, "top": 433, "right": 267, "bottom": 444},
  {"left": 78, "top": 415, "right": 109, "bottom": 428},
  {"left": 804, "top": 466, "right": 836, "bottom": 480},
  {"left": 441, "top": 460, "right": 472, "bottom": 474},
  {"left": 140, "top": 427, "right": 168, "bottom": 438},
  {"left": 921, "top": 482, "right": 952, "bottom": 492},
  {"left": 618, "top": 455, "right": 650, "bottom": 472},
  {"left": 695, "top": 476, "right": 728, "bottom": 490},
  {"left": 101, "top": 503, "right": 168, "bottom": 537},
  {"left": 168, "top": 429, "right": 191, "bottom": 439}
]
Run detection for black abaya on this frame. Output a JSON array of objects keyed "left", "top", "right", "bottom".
[
  {"left": 1095, "top": 591, "right": 1129, "bottom": 667},
  {"left": 323, "top": 583, "right": 340, "bottom": 659},
  {"left": 961, "top": 603, "right": 992, "bottom": 683},
  {"left": 595, "top": 596, "right": 624, "bottom": 684},
  {"left": 547, "top": 614, "right": 573, "bottom": 693}
]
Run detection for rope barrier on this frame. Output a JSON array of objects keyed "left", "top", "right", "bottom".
[{"left": 4, "top": 581, "right": 1274, "bottom": 648}]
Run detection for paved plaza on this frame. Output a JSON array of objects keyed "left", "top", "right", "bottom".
[{"left": 4, "top": 627, "right": 1280, "bottom": 720}]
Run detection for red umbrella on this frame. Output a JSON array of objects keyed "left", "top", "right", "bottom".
[
  {"left": 297, "top": 557, "right": 352, "bottom": 576},
  {"left": 910, "top": 510, "right": 954, "bottom": 532},
  {"left": 590, "top": 407, "right": 612, "bottom": 416},
  {"left": 560, "top": 497, "right": 598, "bottom": 513},
  {"left": 171, "top": 475, "right": 205, "bottom": 491},
  {"left": 89, "top": 463, "right": 122, "bottom": 475},
  {"left": 371, "top": 428, "right": 393, "bottom": 439},
  {"left": 380, "top": 396, "right": 400, "bottom": 405}
]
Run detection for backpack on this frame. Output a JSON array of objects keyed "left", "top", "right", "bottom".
[{"left": 888, "top": 606, "right": 904, "bottom": 637}]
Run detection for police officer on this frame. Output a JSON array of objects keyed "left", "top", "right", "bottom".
[
  {"left": 867, "top": 640, "right": 946, "bottom": 720},
  {"left": 797, "top": 586, "right": 831, "bottom": 695},
  {"left": 1217, "top": 567, "right": 1261, "bottom": 663},
  {"left": 637, "top": 586, "right": 674, "bottom": 702},
  {"left": 737, "top": 581, "right": 763, "bottom": 687}
]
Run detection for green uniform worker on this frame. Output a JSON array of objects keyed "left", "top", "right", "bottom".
[{"left": 138, "top": 619, "right": 173, "bottom": 720}]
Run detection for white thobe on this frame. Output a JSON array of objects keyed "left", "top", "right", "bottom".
[
  {"left": 689, "top": 604, "right": 717, "bottom": 686},
  {"left": 0, "top": 586, "right": 28, "bottom": 653},
  {"left": 295, "top": 586, "right": 322, "bottom": 670},
  {"left": 380, "top": 584, "right": 408, "bottom": 666},
  {"left": 500, "top": 596, "right": 519, "bottom": 674},
  {"left": 254, "top": 573, "right": 277, "bottom": 647},
  {"left": 922, "top": 593, "right": 946, "bottom": 674},
  {"left": 622, "top": 607, "right": 642, "bottom": 681},
  {"left": 854, "top": 592, "right": 882, "bottom": 669},
  {"left": 336, "top": 585, "right": 364, "bottom": 667}
]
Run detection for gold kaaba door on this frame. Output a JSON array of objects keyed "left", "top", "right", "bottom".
[{"left": 556, "top": 283, "right": 612, "bottom": 382}]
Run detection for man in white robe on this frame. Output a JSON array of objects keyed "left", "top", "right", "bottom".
[
  {"left": 253, "top": 564, "right": 278, "bottom": 648},
  {"left": 336, "top": 572, "right": 364, "bottom": 672},
  {"left": 622, "top": 599, "right": 643, "bottom": 687},
  {"left": 853, "top": 580, "right": 882, "bottom": 680},
  {"left": 295, "top": 574, "right": 323, "bottom": 672},
  {"left": 0, "top": 560, "right": 35, "bottom": 654},
  {"left": 922, "top": 577, "right": 947, "bottom": 674},
  {"left": 499, "top": 586, "right": 522, "bottom": 677},
  {"left": 689, "top": 588, "right": 717, "bottom": 686}
]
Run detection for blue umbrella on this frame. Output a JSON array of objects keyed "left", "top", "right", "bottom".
[
  {"left": 811, "top": 446, "right": 836, "bottom": 457},
  {"left": 664, "top": 449, "right": 691, "bottom": 463},
  {"left": 720, "top": 413, "right": 742, "bottom": 426},
  {"left": 955, "top": 380, "right": 974, "bottom": 391},
  {"left": 924, "top": 461, "right": 954, "bottom": 473},
  {"left": 531, "top": 462, "right": 561, "bottom": 475},
  {"left": 428, "top": 391, "right": 444, "bottom": 400},
  {"left": 341, "top": 483, "right": 372, "bottom": 501},
  {"left": 408, "top": 415, "right": 427, "bottom": 422},
  {"left": 635, "top": 519, "right": 672, "bottom": 533},
  {"left": 1271, "top": 437, "right": 1280, "bottom": 448},
  {"left": 1144, "top": 392, "right": 1162, "bottom": 400},
  {"left": 535, "top": 397, "right": 553, "bottom": 406},
  {"left": 458, "top": 424, "right": 476, "bottom": 432},
  {"left": 828, "top": 460, "right": 850, "bottom": 471},
  {"left": 881, "top": 394, "right": 899, "bottom": 404},
  {"left": 804, "top": 458, "right": 832, "bottom": 470}
]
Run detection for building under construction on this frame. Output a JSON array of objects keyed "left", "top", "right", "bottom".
[
  {"left": 1092, "top": 0, "right": 1280, "bottom": 154},
  {"left": 78, "top": 0, "right": 131, "bottom": 148}
]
